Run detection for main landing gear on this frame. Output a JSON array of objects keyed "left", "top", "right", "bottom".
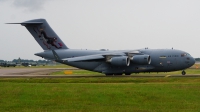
[
  {"left": 105, "top": 73, "right": 131, "bottom": 76},
  {"left": 125, "top": 73, "right": 131, "bottom": 75},
  {"left": 105, "top": 73, "right": 123, "bottom": 76},
  {"left": 182, "top": 70, "right": 186, "bottom": 75},
  {"left": 105, "top": 73, "right": 113, "bottom": 76}
]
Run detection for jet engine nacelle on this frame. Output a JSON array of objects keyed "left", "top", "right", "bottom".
[
  {"left": 109, "top": 56, "right": 130, "bottom": 66},
  {"left": 130, "top": 55, "right": 151, "bottom": 65}
]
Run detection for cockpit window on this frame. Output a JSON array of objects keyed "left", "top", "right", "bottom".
[
  {"left": 181, "top": 53, "right": 190, "bottom": 57},
  {"left": 181, "top": 53, "right": 186, "bottom": 57}
]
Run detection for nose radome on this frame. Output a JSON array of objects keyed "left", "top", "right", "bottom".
[{"left": 191, "top": 57, "right": 195, "bottom": 66}]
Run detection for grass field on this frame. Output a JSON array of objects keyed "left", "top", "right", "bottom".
[
  {"left": 1, "top": 65, "right": 200, "bottom": 111},
  {"left": 1, "top": 78, "right": 200, "bottom": 112}
]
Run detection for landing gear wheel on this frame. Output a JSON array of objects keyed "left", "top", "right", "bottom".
[
  {"left": 105, "top": 74, "right": 113, "bottom": 76},
  {"left": 182, "top": 71, "right": 186, "bottom": 75},
  {"left": 125, "top": 73, "right": 131, "bottom": 75},
  {"left": 114, "top": 73, "right": 123, "bottom": 76}
]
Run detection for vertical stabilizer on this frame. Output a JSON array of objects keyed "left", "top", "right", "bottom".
[{"left": 18, "top": 19, "right": 68, "bottom": 50}]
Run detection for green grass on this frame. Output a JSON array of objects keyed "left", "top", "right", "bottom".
[
  {"left": 0, "top": 78, "right": 200, "bottom": 112},
  {"left": 1, "top": 65, "right": 200, "bottom": 111}
]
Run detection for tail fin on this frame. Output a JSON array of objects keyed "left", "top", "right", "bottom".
[{"left": 8, "top": 19, "right": 68, "bottom": 50}]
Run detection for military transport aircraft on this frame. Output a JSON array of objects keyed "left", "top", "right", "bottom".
[{"left": 8, "top": 19, "right": 195, "bottom": 75}]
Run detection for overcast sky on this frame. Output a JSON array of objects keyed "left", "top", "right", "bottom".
[{"left": 1, "top": 0, "right": 200, "bottom": 60}]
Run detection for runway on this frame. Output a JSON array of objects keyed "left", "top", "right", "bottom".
[
  {"left": 1, "top": 67, "right": 200, "bottom": 78},
  {"left": 0, "top": 68, "right": 67, "bottom": 75}
]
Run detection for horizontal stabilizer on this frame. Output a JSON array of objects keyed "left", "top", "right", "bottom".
[
  {"left": 6, "top": 22, "right": 43, "bottom": 26},
  {"left": 52, "top": 50, "right": 61, "bottom": 60}
]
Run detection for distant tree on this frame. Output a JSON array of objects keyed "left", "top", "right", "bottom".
[
  {"left": 195, "top": 58, "right": 200, "bottom": 61},
  {"left": 12, "top": 59, "right": 18, "bottom": 63}
]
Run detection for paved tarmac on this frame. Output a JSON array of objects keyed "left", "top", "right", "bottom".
[
  {"left": 1, "top": 67, "right": 200, "bottom": 78},
  {"left": 0, "top": 68, "right": 67, "bottom": 75}
]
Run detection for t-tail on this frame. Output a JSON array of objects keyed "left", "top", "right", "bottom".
[{"left": 7, "top": 19, "right": 68, "bottom": 50}]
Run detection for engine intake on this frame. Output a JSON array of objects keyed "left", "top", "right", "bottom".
[
  {"left": 130, "top": 55, "right": 151, "bottom": 65},
  {"left": 109, "top": 56, "right": 130, "bottom": 66}
]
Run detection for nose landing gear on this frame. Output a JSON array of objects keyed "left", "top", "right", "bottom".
[{"left": 182, "top": 70, "right": 186, "bottom": 75}]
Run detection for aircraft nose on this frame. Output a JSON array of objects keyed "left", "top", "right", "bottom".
[{"left": 191, "top": 56, "right": 195, "bottom": 66}]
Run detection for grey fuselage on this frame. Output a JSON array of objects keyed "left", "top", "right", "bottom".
[
  {"left": 35, "top": 48, "right": 195, "bottom": 74},
  {"left": 8, "top": 18, "right": 195, "bottom": 74}
]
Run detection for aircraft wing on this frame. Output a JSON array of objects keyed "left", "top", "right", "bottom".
[
  {"left": 52, "top": 50, "right": 143, "bottom": 62},
  {"left": 63, "top": 54, "right": 105, "bottom": 62}
]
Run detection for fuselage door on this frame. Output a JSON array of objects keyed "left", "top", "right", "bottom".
[
  {"left": 158, "top": 56, "right": 167, "bottom": 67},
  {"left": 167, "top": 55, "right": 178, "bottom": 71}
]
